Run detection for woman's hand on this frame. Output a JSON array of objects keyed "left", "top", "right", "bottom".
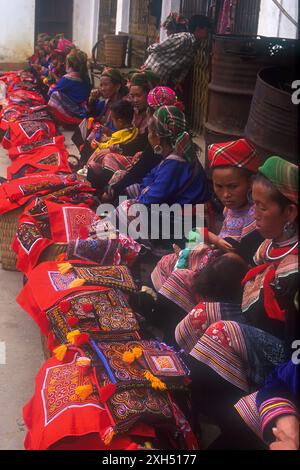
[
  {"left": 173, "top": 244, "right": 182, "bottom": 258},
  {"left": 91, "top": 139, "right": 99, "bottom": 150},
  {"left": 270, "top": 416, "right": 299, "bottom": 451},
  {"left": 208, "top": 232, "right": 234, "bottom": 252},
  {"left": 101, "top": 187, "right": 115, "bottom": 203},
  {"left": 89, "top": 88, "right": 101, "bottom": 102}
]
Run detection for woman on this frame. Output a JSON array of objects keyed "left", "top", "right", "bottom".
[
  {"left": 108, "top": 105, "right": 210, "bottom": 250},
  {"left": 151, "top": 138, "right": 263, "bottom": 314},
  {"left": 128, "top": 70, "right": 160, "bottom": 135},
  {"left": 48, "top": 48, "right": 91, "bottom": 125},
  {"left": 175, "top": 157, "right": 298, "bottom": 435}
]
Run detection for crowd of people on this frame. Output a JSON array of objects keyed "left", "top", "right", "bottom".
[{"left": 0, "top": 13, "right": 298, "bottom": 451}]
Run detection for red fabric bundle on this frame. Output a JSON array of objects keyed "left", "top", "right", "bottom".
[
  {"left": 8, "top": 135, "right": 66, "bottom": 160},
  {"left": 2, "top": 119, "right": 56, "bottom": 150},
  {"left": 23, "top": 350, "right": 155, "bottom": 450},
  {"left": 16, "top": 260, "right": 109, "bottom": 334},
  {"left": 0, "top": 173, "right": 78, "bottom": 215},
  {"left": 7, "top": 143, "right": 71, "bottom": 179},
  {"left": 13, "top": 201, "right": 97, "bottom": 275}
]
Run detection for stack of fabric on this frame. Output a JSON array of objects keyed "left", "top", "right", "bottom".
[{"left": 0, "top": 71, "right": 198, "bottom": 451}]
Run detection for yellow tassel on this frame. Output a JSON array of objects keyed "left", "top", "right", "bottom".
[
  {"left": 58, "top": 263, "right": 73, "bottom": 275},
  {"left": 144, "top": 371, "right": 167, "bottom": 391},
  {"left": 132, "top": 347, "right": 143, "bottom": 359},
  {"left": 75, "top": 384, "right": 93, "bottom": 400},
  {"left": 53, "top": 345, "right": 68, "bottom": 362},
  {"left": 103, "top": 428, "right": 116, "bottom": 446},
  {"left": 68, "top": 278, "right": 86, "bottom": 289},
  {"left": 67, "top": 330, "right": 81, "bottom": 345},
  {"left": 145, "top": 442, "right": 153, "bottom": 450},
  {"left": 122, "top": 351, "right": 135, "bottom": 364}
]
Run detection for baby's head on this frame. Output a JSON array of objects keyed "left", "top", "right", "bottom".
[
  {"left": 110, "top": 100, "right": 135, "bottom": 131},
  {"left": 193, "top": 253, "right": 248, "bottom": 304}
]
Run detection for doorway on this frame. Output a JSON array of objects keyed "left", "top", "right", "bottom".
[{"left": 35, "top": 0, "right": 74, "bottom": 42}]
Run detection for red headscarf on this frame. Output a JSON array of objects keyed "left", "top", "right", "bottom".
[{"left": 208, "top": 139, "right": 260, "bottom": 173}]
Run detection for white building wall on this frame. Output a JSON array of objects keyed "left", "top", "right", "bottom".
[
  {"left": 258, "top": 0, "right": 298, "bottom": 39},
  {"left": 73, "top": 0, "right": 100, "bottom": 56},
  {"left": 116, "top": 0, "right": 130, "bottom": 34},
  {"left": 0, "top": 0, "right": 35, "bottom": 63}
]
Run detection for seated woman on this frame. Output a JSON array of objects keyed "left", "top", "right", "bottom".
[
  {"left": 175, "top": 157, "right": 298, "bottom": 435},
  {"left": 72, "top": 67, "right": 129, "bottom": 165},
  {"left": 87, "top": 100, "right": 140, "bottom": 190},
  {"left": 102, "top": 86, "right": 185, "bottom": 202},
  {"left": 110, "top": 105, "right": 210, "bottom": 248},
  {"left": 48, "top": 48, "right": 91, "bottom": 125},
  {"left": 151, "top": 138, "right": 263, "bottom": 314}
]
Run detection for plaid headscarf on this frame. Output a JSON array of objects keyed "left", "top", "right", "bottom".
[
  {"left": 129, "top": 70, "right": 161, "bottom": 92},
  {"left": 162, "top": 12, "right": 189, "bottom": 33},
  {"left": 259, "top": 156, "right": 298, "bottom": 205},
  {"left": 208, "top": 139, "right": 260, "bottom": 173},
  {"left": 147, "top": 86, "right": 184, "bottom": 111},
  {"left": 150, "top": 106, "right": 194, "bottom": 163}
]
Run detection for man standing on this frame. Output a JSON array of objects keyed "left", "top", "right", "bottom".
[{"left": 144, "top": 13, "right": 212, "bottom": 91}]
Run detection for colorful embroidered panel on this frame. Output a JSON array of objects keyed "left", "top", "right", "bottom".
[
  {"left": 106, "top": 388, "right": 174, "bottom": 435},
  {"left": 72, "top": 265, "right": 138, "bottom": 292},
  {"left": 62, "top": 206, "right": 95, "bottom": 242},
  {"left": 46, "top": 289, "right": 140, "bottom": 344},
  {"left": 41, "top": 353, "right": 102, "bottom": 427},
  {"left": 93, "top": 341, "right": 188, "bottom": 390}
]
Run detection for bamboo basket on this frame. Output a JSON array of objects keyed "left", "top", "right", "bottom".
[
  {"left": 41, "top": 334, "right": 51, "bottom": 360},
  {"left": 0, "top": 207, "right": 23, "bottom": 271},
  {"left": 104, "top": 35, "right": 128, "bottom": 68}
]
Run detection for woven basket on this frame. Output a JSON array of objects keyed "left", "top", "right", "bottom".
[
  {"left": 41, "top": 334, "right": 51, "bottom": 360},
  {"left": 104, "top": 35, "right": 128, "bottom": 67},
  {"left": 37, "top": 242, "right": 68, "bottom": 265},
  {"left": 0, "top": 207, "right": 23, "bottom": 271}
]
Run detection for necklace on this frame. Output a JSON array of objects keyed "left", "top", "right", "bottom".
[{"left": 266, "top": 241, "right": 298, "bottom": 261}]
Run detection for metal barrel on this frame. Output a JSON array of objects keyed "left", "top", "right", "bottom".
[
  {"left": 205, "top": 35, "right": 297, "bottom": 144},
  {"left": 245, "top": 67, "right": 298, "bottom": 163}
]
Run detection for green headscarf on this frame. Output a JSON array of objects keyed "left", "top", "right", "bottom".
[
  {"left": 101, "top": 67, "right": 128, "bottom": 95},
  {"left": 259, "top": 156, "right": 298, "bottom": 205},
  {"left": 129, "top": 70, "right": 161, "bottom": 92},
  {"left": 67, "top": 48, "right": 89, "bottom": 81},
  {"left": 150, "top": 106, "right": 195, "bottom": 163}
]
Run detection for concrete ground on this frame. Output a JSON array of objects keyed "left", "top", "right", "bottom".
[{"left": 0, "top": 130, "right": 78, "bottom": 450}]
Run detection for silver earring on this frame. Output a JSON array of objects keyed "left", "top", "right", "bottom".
[
  {"left": 154, "top": 145, "right": 163, "bottom": 155},
  {"left": 247, "top": 190, "right": 253, "bottom": 204},
  {"left": 284, "top": 221, "right": 296, "bottom": 238}
]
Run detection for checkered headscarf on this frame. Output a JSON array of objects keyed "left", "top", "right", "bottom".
[
  {"left": 208, "top": 139, "right": 260, "bottom": 173},
  {"left": 150, "top": 106, "right": 194, "bottom": 163}
]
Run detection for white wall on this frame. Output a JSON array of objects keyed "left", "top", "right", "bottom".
[
  {"left": 160, "top": 0, "right": 181, "bottom": 41},
  {"left": 258, "top": 0, "right": 298, "bottom": 39},
  {"left": 73, "top": 0, "right": 100, "bottom": 56},
  {"left": 116, "top": 0, "right": 130, "bottom": 34},
  {"left": 0, "top": 0, "right": 35, "bottom": 63}
]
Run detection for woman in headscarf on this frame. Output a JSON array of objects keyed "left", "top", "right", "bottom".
[
  {"left": 48, "top": 48, "right": 91, "bottom": 125},
  {"left": 175, "top": 157, "right": 298, "bottom": 442},
  {"left": 103, "top": 105, "right": 210, "bottom": 249},
  {"left": 128, "top": 70, "right": 160, "bottom": 135},
  {"left": 150, "top": 139, "right": 263, "bottom": 316},
  {"left": 72, "top": 67, "right": 128, "bottom": 165}
]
